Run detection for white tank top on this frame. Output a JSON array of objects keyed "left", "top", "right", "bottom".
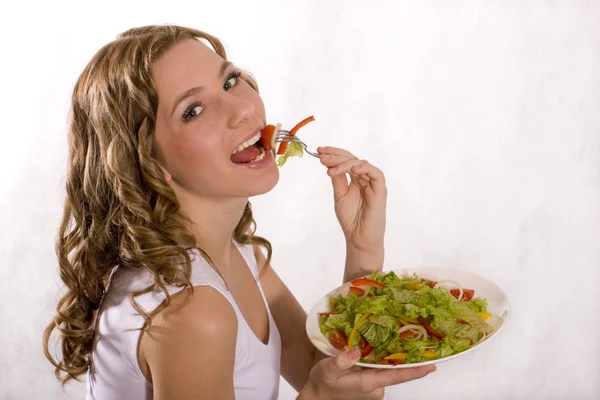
[{"left": 86, "top": 240, "right": 281, "bottom": 400}]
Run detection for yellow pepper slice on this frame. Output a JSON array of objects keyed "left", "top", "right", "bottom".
[
  {"left": 405, "top": 283, "right": 423, "bottom": 290},
  {"left": 348, "top": 312, "right": 371, "bottom": 348},
  {"left": 477, "top": 312, "right": 492, "bottom": 320},
  {"left": 399, "top": 316, "right": 419, "bottom": 325},
  {"left": 329, "top": 296, "right": 334, "bottom": 311},
  {"left": 384, "top": 352, "right": 409, "bottom": 360},
  {"left": 422, "top": 350, "right": 437, "bottom": 358}
]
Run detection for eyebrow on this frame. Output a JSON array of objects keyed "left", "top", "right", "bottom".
[{"left": 170, "top": 60, "right": 233, "bottom": 116}]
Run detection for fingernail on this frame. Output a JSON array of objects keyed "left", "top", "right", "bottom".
[{"left": 348, "top": 348, "right": 360, "bottom": 359}]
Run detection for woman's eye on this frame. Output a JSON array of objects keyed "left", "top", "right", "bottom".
[
  {"left": 182, "top": 104, "right": 204, "bottom": 122},
  {"left": 224, "top": 71, "right": 241, "bottom": 91}
]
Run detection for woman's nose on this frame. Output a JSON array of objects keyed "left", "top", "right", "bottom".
[{"left": 224, "top": 94, "right": 255, "bottom": 129}]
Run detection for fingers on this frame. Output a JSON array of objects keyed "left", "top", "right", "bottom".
[
  {"left": 330, "top": 174, "right": 349, "bottom": 202},
  {"left": 350, "top": 162, "right": 387, "bottom": 195},
  {"left": 358, "top": 365, "right": 436, "bottom": 392},
  {"left": 331, "top": 160, "right": 386, "bottom": 190},
  {"left": 326, "top": 159, "right": 364, "bottom": 201},
  {"left": 318, "top": 146, "right": 387, "bottom": 197},
  {"left": 322, "top": 348, "right": 362, "bottom": 379},
  {"left": 318, "top": 146, "right": 357, "bottom": 160},
  {"left": 327, "top": 159, "right": 366, "bottom": 177}
]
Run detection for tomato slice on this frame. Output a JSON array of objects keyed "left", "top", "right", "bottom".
[
  {"left": 418, "top": 316, "right": 444, "bottom": 340},
  {"left": 399, "top": 330, "right": 416, "bottom": 340},
  {"left": 380, "top": 358, "right": 405, "bottom": 366},
  {"left": 358, "top": 336, "right": 373, "bottom": 358},
  {"left": 450, "top": 288, "right": 475, "bottom": 301},
  {"left": 349, "top": 286, "right": 365, "bottom": 295},
  {"left": 260, "top": 124, "right": 277, "bottom": 151},
  {"left": 318, "top": 312, "right": 336, "bottom": 318},
  {"left": 462, "top": 289, "right": 475, "bottom": 301},
  {"left": 420, "top": 279, "right": 438, "bottom": 288},
  {"left": 276, "top": 115, "right": 315, "bottom": 155},
  {"left": 329, "top": 329, "right": 348, "bottom": 349},
  {"left": 351, "top": 278, "right": 386, "bottom": 289}
]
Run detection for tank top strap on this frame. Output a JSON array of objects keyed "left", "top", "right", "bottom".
[{"left": 233, "top": 240, "right": 261, "bottom": 280}]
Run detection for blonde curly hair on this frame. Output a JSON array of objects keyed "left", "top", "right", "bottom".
[{"left": 42, "top": 24, "right": 272, "bottom": 386}]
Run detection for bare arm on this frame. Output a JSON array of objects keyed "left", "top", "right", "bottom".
[
  {"left": 139, "top": 286, "right": 237, "bottom": 400},
  {"left": 343, "top": 242, "right": 385, "bottom": 283}
]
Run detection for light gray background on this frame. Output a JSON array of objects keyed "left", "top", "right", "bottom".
[{"left": 1, "top": 1, "right": 598, "bottom": 399}]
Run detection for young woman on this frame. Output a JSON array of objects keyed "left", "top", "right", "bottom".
[{"left": 43, "top": 24, "right": 436, "bottom": 400}]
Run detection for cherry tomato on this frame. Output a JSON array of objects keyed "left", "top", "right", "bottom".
[
  {"left": 329, "top": 329, "right": 348, "bottom": 349},
  {"left": 358, "top": 336, "right": 373, "bottom": 358}
]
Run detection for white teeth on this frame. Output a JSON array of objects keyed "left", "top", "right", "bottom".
[
  {"left": 232, "top": 132, "right": 262, "bottom": 154},
  {"left": 248, "top": 147, "right": 265, "bottom": 163}
]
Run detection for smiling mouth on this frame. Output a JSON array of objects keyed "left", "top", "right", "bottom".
[{"left": 230, "top": 131, "right": 266, "bottom": 164}]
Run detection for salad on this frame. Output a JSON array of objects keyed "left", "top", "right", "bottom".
[
  {"left": 317, "top": 271, "right": 494, "bottom": 365},
  {"left": 261, "top": 115, "right": 315, "bottom": 166}
]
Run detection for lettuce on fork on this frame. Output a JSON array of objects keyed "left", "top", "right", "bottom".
[{"left": 276, "top": 141, "right": 303, "bottom": 167}]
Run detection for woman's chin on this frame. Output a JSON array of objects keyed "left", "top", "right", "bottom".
[{"left": 244, "top": 167, "right": 280, "bottom": 197}]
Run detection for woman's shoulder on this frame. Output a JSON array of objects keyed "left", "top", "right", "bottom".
[
  {"left": 138, "top": 285, "right": 238, "bottom": 394},
  {"left": 107, "top": 249, "right": 229, "bottom": 310}
]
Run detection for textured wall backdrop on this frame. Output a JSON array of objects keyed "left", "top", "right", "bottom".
[{"left": 1, "top": 1, "right": 598, "bottom": 399}]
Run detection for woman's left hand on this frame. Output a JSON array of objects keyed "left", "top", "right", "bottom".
[{"left": 318, "top": 146, "right": 387, "bottom": 253}]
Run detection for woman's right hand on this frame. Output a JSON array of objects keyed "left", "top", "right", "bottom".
[{"left": 298, "top": 348, "right": 436, "bottom": 400}]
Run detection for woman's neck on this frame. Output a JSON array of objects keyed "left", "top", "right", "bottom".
[{"left": 177, "top": 194, "right": 248, "bottom": 269}]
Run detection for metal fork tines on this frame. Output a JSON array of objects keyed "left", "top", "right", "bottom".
[{"left": 275, "top": 131, "right": 319, "bottom": 157}]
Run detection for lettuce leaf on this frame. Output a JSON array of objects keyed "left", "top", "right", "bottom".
[
  {"left": 448, "top": 302, "right": 493, "bottom": 334},
  {"left": 324, "top": 310, "right": 354, "bottom": 337},
  {"left": 319, "top": 315, "right": 331, "bottom": 336},
  {"left": 467, "top": 297, "right": 488, "bottom": 313},
  {"left": 332, "top": 293, "right": 360, "bottom": 315},
  {"left": 368, "top": 315, "right": 398, "bottom": 328},
  {"left": 276, "top": 141, "right": 303, "bottom": 167},
  {"left": 357, "top": 320, "right": 395, "bottom": 351}
]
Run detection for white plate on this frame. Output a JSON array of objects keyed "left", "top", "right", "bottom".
[{"left": 305, "top": 267, "right": 510, "bottom": 369}]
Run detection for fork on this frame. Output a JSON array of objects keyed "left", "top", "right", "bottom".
[{"left": 274, "top": 131, "right": 320, "bottom": 158}]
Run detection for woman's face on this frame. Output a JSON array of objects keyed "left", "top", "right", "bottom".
[{"left": 152, "top": 38, "right": 279, "bottom": 200}]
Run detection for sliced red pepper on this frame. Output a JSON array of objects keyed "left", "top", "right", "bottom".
[
  {"left": 457, "top": 318, "right": 469, "bottom": 325},
  {"left": 351, "top": 278, "right": 386, "bottom": 289},
  {"left": 349, "top": 286, "right": 365, "bottom": 296},
  {"left": 418, "top": 316, "right": 444, "bottom": 340},
  {"left": 276, "top": 115, "right": 316, "bottom": 155}
]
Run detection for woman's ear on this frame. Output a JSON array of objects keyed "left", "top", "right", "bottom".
[{"left": 160, "top": 166, "right": 172, "bottom": 183}]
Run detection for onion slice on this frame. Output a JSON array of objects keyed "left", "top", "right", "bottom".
[
  {"left": 271, "top": 123, "right": 282, "bottom": 151},
  {"left": 433, "top": 279, "right": 464, "bottom": 301},
  {"left": 397, "top": 324, "right": 428, "bottom": 341},
  {"left": 477, "top": 332, "right": 488, "bottom": 344}
]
